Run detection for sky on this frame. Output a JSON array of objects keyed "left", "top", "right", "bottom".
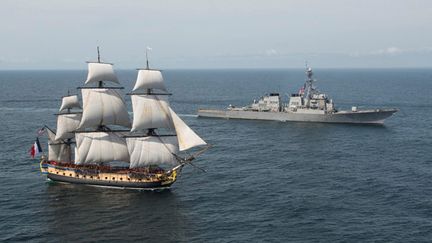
[{"left": 1, "top": 0, "right": 432, "bottom": 69}]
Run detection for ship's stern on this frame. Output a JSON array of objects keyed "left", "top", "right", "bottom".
[{"left": 39, "top": 156, "right": 49, "bottom": 174}]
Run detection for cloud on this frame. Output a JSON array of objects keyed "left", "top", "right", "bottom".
[
  {"left": 350, "top": 47, "right": 402, "bottom": 57},
  {"left": 350, "top": 46, "right": 432, "bottom": 57},
  {"left": 265, "top": 49, "right": 278, "bottom": 56},
  {"left": 371, "top": 46, "right": 403, "bottom": 55}
]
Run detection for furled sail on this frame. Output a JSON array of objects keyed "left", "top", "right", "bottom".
[
  {"left": 131, "top": 95, "right": 172, "bottom": 132},
  {"left": 132, "top": 69, "right": 167, "bottom": 91},
  {"left": 75, "top": 132, "right": 129, "bottom": 164},
  {"left": 55, "top": 113, "right": 82, "bottom": 140},
  {"left": 85, "top": 62, "right": 119, "bottom": 85},
  {"left": 78, "top": 88, "right": 131, "bottom": 129},
  {"left": 59, "top": 95, "right": 81, "bottom": 112},
  {"left": 126, "top": 136, "right": 178, "bottom": 168},
  {"left": 169, "top": 107, "right": 207, "bottom": 151}
]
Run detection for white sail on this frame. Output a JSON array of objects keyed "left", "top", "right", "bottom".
[
  {"left": 48, "top": 142, "right": 71, "bottom": 162},
  {"left": 169, "top": 107, "right": 207, "bottom": 151},
  {"left": 59, "top": 95, "right": 81, "bottom": 112},
  {"left": 131, "top": 95, "right": 172, "bottom": 132},
  {"left": 85, "top": 62, "right": 119, "bottom": 85},
  {"left": 46, "top": 128, "right": 57, "bottom": 142},
  {"left": 74, "top": 146, "right": 79, "bottom": 164},
  {"left": 45, "top": 127, "right": 72, "bottom": 162},
  {"left": 126, "top": 136, "right": 178, "bottom": 168},
  {"left": 55, "top": 113, "right": 82, "bottom": 140},
  {"left": 132, "top": 69, "right": 167, "bottom": 91},
  {"left": 78, "top": 88, "right": 131, "bottom": 129},
  {"left": 75, "top": 132, "right": 129, "bottom": 164}
]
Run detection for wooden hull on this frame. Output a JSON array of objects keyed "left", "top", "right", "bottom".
[{"left": 41, "top": 161, "right": 179, "bottom": 190}]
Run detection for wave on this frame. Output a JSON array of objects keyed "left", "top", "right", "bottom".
[
  {"left": 0, "top": 107, "right": 58, "bottom": 112},
  {"left": 0, "top": 98, "right": 59, "bottom": 103}
]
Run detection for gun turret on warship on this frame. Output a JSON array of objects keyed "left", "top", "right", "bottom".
[{"left": 198, "top": 67, "right": 398, "bottom": 124}]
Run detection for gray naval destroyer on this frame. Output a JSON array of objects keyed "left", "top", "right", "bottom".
[{"left": 198, "top": 67, "right": 398, "bottom": 124}]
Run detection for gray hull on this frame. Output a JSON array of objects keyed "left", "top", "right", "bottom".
[{"left": 197, "top": 108, "right": 398, "bottom": 124}]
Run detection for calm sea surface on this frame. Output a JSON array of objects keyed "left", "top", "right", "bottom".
[{"left": 0, "top": 68, "right": 431, "bottom": 242}]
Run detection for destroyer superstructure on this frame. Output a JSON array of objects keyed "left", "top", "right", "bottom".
[{"left": 198, "top": 67, "right": 397, "bottom": 124}]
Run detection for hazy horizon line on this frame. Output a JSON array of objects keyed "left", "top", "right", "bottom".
[{"left": 1, "top": 66, "right": 431, "bottom": 71}]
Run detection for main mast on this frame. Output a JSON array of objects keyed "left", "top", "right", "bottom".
[
  {"left": 74, "top": 47, "right": 131, "bottom": 165},
  {"left": 97, "top": 46, "right": 103, "bottom": 88},
  {"left": 303, "top": 65, "right": 315, "bottom": 108}
]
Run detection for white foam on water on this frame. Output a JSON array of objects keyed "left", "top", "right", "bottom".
[{"left": 178, "top": 114, "right": 198, "bottom": 118}]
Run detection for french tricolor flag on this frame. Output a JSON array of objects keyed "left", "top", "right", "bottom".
[{"left": 29, "top": 138, "right": 43, "bottom": 159}]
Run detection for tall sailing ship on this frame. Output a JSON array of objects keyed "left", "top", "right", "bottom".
[{"left": 39, "top": 49, "right": 210, "bottom": 190}]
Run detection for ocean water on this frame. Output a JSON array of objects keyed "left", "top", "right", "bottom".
[{"left": 0, "top": 68, "right": 431, "bottom": 242}]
